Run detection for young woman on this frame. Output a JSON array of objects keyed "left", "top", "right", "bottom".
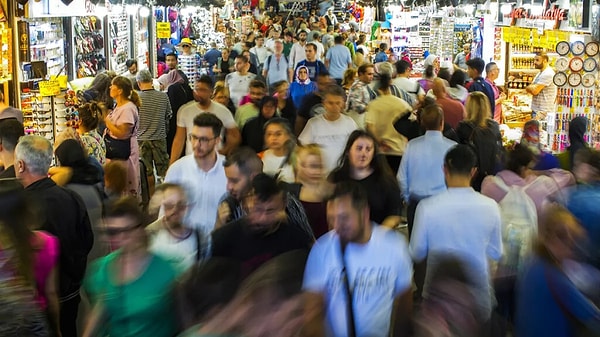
[
  {"left": 241, "top": 96, "right": 279, "bottom": 153},
  {"left": 82, "top": 197, "right": 179, "bottom": 337},
  {"left": 418, "top": 54, "right": 440, "bottom": 93},
  {"left": 105, "top": 76, "right": 141, "bottom": 197},
  {"left": 329, "top": 130, "right": 402, "bottom": 228},
  {"left": 273, "top": 80, "right": 296, "bottom": 128},
  {"left": 342, "top": 68, "right": 357, "bottom": 96},
  {"left": 78, "top": 102, "right": 106, "bottom": 165},
  {"left": 212, "top": 83, "right": 236, "bottom": 115},
  {"left": 259, "top": 117, "right": 296, "bottom": 183}
]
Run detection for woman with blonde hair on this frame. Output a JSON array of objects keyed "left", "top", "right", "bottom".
[
  {"left": 341, "top": 68, "right": 357, "bottom": 96},
  {"left": 212, "top": 83, "right": 235, "bottom": 115},
  {"left": 104, "top": 75, "right": 141, "bottom": 197},
  {"left": 456, "top": 91, "right": 504, "bottom": 191}
]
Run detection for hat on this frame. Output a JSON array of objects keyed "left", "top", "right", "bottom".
[
  {"left": 0, "top": 107, "right": 24, "bottom": 123},
  {"left": 179, "top": 37, "right": 193, "bottom": 47}
]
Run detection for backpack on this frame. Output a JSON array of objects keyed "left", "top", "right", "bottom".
[
  {"left": 492, "top": 176, "right": 537, "bottom": 276},
  {"left": 264, "top": 54, "right": 289, "bottom": 72},
  {"left": 469, "top": 121, "right": 504, "bottom": 178}
]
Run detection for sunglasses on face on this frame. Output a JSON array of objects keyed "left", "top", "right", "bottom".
[{"left": 103, "top": 223, "right": 143, "bottom": 236}]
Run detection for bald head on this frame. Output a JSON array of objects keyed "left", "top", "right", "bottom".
[{"left": 432, "top": 78, "right": 448, "bottom": 99}]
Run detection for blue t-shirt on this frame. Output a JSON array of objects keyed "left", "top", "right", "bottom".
[
  {"left": 295, "top": 60, "right": 327, "bottom": 82},
  {"left": 326, "top": 45, "right": 352, "bottom": 79},
  {"left": 374, "top": 51, "right": 388, "bottom": 63}
]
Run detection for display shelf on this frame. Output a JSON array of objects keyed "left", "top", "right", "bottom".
[
  {"left": 107, "top": 11, "right": 130, "bottom": 76},
  {"left": 0, "top": 27, "right": 12, "bottom": 82},
  {"left": 74, "top": 16, "right": 106, "bottom": 78},
  {"left": 26, "top": 18, "right": 65, "bottom": 78}
]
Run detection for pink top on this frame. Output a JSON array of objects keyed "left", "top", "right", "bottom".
[
  {"left": 32, "top": 231, "right": 60, "bottom": 310},
  {"left": 481, "top": 169, "right": 575, "bottom": 218}
]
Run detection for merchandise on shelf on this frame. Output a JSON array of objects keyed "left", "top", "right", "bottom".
[
  {"left": 21, "top": 90, "right": 77, "bottom": 145},
  {"left": 25, "top": 18, "right": 65, "bottom": 80},
  {"left": 0, "top": 26, "right": 12, "bottom": 83},
  {"left": 74, "top": 16, "right": 106, "bottom": 78},
  {"left": 107, "top": 12, "right": 130, "bottom": 76}
]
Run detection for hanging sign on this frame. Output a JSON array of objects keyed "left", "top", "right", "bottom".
[
  {"left": 39, "top": 80, "right": 61, "bottom": 97},
  {"left": 156, "top": 22, "right": 170, "bottom": 39}
]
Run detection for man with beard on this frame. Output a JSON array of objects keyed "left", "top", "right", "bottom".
[
  {"left": 526, "top": 52, "right": 557, "bottom": 119},
  {"left": 165, "top": 113, "right": 228, "bottom": 237},
  {"left": 211, "top": 173, "right": 313, "bottom": 277},
  {"left": 288, "top": 29, "right": 309, "bottom": 81},
  {"left": 234, "top": 80, "right": 267, "bottom": 128},
  {"left": 170, "top": 75, "right": 240, "bottom": 164},
  {"left": 302, "top": 182, "right": 413, "bottom": 337}
]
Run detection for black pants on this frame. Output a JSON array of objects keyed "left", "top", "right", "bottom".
[
  {"left": 60, "top": 294, "right": 81, "bottom": 337},
  {"left": 385, "top": 155, "right": 402, "bottom": 176},
  {"left": 407, "top": 197, "right": 422, "bottom": 238}
]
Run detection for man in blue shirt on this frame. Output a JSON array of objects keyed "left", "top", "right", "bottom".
[
  {"left": 325, "top": 35, "right": 353, "bottom": 85},
  {"left": 466, "top": 57, "right": 496, "bottom": 117},
  {"left": 294, "top": 43, "right": 327, "bottom": 82},
  {"left": 203, "top": 42, "right": 222, "bottom": 79}
]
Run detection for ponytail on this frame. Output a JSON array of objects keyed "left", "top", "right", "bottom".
[{"left": 129, "top": 90, "right": 142, "bottom": 107}]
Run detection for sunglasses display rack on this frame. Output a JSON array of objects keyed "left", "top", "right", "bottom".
[
  {"left": 20, "top": 89, "right": 77, "bottom": 144},
  {"left": 106, "top": 11, "right": 130, "bottom": 76}
]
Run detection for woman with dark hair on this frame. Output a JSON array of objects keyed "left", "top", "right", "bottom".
[
  {"left": 273, "top": 80, "right": 297, "bottom": 128},
  {"left": 521, "top": 120, "right": 559, "bottom": 170},
  {"left": 418, "top": 54, "right": 439, "bottom": 93},
  {"left": 78, "top": 102, "right": 106, "bottom": 165},
  {"left": 564, "top": 116, "right": 589, "bottom": 170},
  {"left": 365, "top": 72, "right": 412, "bottom": 174},
  {"left": 82, "top": 197, "right": 179, "bottom": 337},
  {"left": 79, "top": 72, "right": 114, "bottom": 109},
  {"left": 448, "top": 69, "right": 469, "bottom": 104},
  {"left": 328, "top": 130, "right": 402, "bottom": 228},
  {"left": 166, "top": 71, "right": 194, "bottom": 152},
  {"left": 105, "top": 75, "right": 141, "bottom": 197},
  {"left": 259, "top": 117, "right": 296, "bottom": 183},
  {"left": 241, "top": 96, "right": 279, "bottom": 153}
]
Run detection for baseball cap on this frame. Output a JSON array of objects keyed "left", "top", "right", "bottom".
[
  {"left": 179, "top": 37, "right": 193, "bottom": 47},
  {"left": 0, "top": 107, "right": 24, "bottom": 123}
]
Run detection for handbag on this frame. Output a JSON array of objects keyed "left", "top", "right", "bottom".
[{"left": 104, "top": 133, "right": 131, "bottom": 160}]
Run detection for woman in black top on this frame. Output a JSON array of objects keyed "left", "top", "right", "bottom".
[
  {"left": 241, "top": 96, "right": 279, "bottom": 153},
  {"left": 272, "top": 80, "right": 296, "bottom": 130},
  {"left": 328, "top": 130, "right": 402, "bottom": 228}
]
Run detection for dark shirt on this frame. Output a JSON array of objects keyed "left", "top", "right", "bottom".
[
  {"left": 211, "top": 217, "right": 313, "bottom": 276},
  {"left": 0, "top": 165, "right": 15, "bottom": 178},
  {"left": 25, "top": 178, "right": 93, "bottom": 298},
  {"left": 166, "top": 82, "right": 194, "bottom": 153},
  {"left": 203, "top": 48, "right": 222, "bottom": 66},
  {"left": 241, "top": 115, "right": 271, "bottom": 153},
  {"left": 297, "top": 93, "right": 323, "bottom": 121},
  {"left": 279, "top": 97, "right": 297, "bottom": 129},
  {"left": 467, "top": 76, "right": 496, "bottom": 116},
  {"left": 295, "top": 60, "right": 328, "bottom": 82}
]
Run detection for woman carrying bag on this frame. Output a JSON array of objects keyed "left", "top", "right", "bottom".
[{"left": 104, "top": 76, "right": 141, "bottom": 197}]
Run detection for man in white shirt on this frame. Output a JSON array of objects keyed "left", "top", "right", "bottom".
[
  {"left": 165, "top": 113, "right": 228, "bottom": 236},
  {"left": 409, "top": 144, "right": 503, "bottom": 323},
  {"left": 225, "top": 55, "right": 257, "bottom": 108},
  {"left": 526, "top": 51, "right": 557, "bottom": 118},
  {"left": 299, "top": 85, "right": 357, "bottom": 173},
  {"left": 250, "top": 36, "right": 271, "bottom": 74},
  {"left": 170, "top": 75, "right": 240, "bottom": 164},
  {"left": 393, "top": 60, "right": 424, "bottom": 106},
  {"left": 288, "top": 30, "right": 309, "bottom": 80},
  {"left": 311, "top": 32, "right": 325, "bottom": 61},
  {"left": 303, "top": 181, "right": 413, "bottom": 337}
]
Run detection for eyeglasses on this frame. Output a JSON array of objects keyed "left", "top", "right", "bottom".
[
  {"left": 163, "top": 202, "right": 189, "bottom": 212},
  {"left": 103, "top": 223, "right": 143, "bottom": 236},
  {"left": 189, "top": 134, "right": 218, "bottom": 144}
]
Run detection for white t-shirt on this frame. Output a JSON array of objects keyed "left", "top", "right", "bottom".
[
  {"left": 224, "top": 72, "right": 256, "bottom": 108},
  {"left": 298, "top": 114, "right": 358, "bottom": 173},
  {"left": 392, "top": 77, "right": 424, "bottom": 104},
  {"left": 303, "top": 225, "right": 413, "bottom": 337},
  {"left": 177, "top": 101, "right": 236, "bottom": 156},
  {"left": 250, "top": 45, "right": 271, "bottom": 65},
  {"left": 149, "top": 222, "right": 200, "bottom": 273},
  {"left": 261, "top": 149, "right": 295, "bottom": 183}
]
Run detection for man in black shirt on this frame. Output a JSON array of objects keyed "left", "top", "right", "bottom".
[
  {"left": 15, "top": 135, "right": 93, "bottom": 337},
  {"left": 466, "top": 57, "right": 496, "bottom": 117},
  {"left": 0, "top": 118, "right": 24, "bottom": 178},
  {"left": 212, "top": 173, "right": 313, "bottom": 276}
]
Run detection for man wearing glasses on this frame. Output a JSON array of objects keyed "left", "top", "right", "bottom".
[
  {"left": 169, "top": 75, "right": 240, "bottom": 165},
  {"left": 165, "top": 113, "right": 228, "bottom": 236},
  {"left": 178, "top": 38, "right": 202, "bottom": 88}
]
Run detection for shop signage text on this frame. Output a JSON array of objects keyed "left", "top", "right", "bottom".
[
  {"left": 506, "top": 5, "right": 568, "bottom": 22},
  {"left": 39, "top": 80, "right": 61, "bottom": 97}
]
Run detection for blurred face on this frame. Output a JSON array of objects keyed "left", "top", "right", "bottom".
[
  {"left": 265, "top": 123, "right": 290, "bottom": 150},
  {"left": 297, "top": 68, "right": 309, "bottom": 81},
  {"left": 182, "top": 44, "right": 192, "bottom": 54},
  {"left": 348, "top": 137, "right": 375, "bottom": 170},
  {"left": 104, "top": 215, "right": 144, "bottom": 252},
  {"left": 245, "top": 193, "right": 287, "bottom": 233},
  {"left": 323, "top": 93, "right": 345, "bottom": 116},
  {"left": 235, "top": 58, "right": 248, "bottom": 73},
  {"left": 161, "top": 188, "right": 188, "bottom": 226},
  {"left": 166, "top": 55, "right": 178, "bottom": 70},
  {"left": 225, "top": 163, "right": 252, "bottom": 200},
  {"left": 317, "top": 75, "right": 332, "bottom": 91},
  {"left": 487, "top": 65, "right": 500, "bottom": 81},
  {"left": 256, "top": 38, "right": 264, "bottom": 47},
  {"left": 467, "top": 66, "right": 478, "bottom": 79},
  {"left": 359, "top": 66, "right": 375, "bottom": 84},
  {"left": 222, "top": 49, "right": 230, "bottom": 59},
  {"left": 189, "top": 126, "right": 219, "bottom": 160},
  {"left": 109, "top": 82, "right": 122, "bottom": 99},
  {"left": 296, "top": 151, "right": 323, "bottom": 182},
  {"left": 128, "top": 63, "right": 137, "bottom": 75},
  {"left": 275, "top": 82, "right": 289, "bottom": 99},
  {"left": 463, "top": 44, "right": 470, "bottom": 53},
  {"left": 534, "top": 56, "right": 545, "bottom": 69},
  {"left": 261, "top": 101, "right": 277, "bottom": 119},
  {"left": 213, "top": 90, "right": 229, "bottom": 106},
  {"left": 305, "top": 46, "right": 316, "bottom": 61},
  {"left": 249, "top": 86, "right": 266, "bottom": 104},
  {"left": 298, "top": 32, "right": 307, "bottom": 42},
  {"left": 327, "top": 196, "right": 369, "bottom": 244},
  {"left": 193, "top": 82, "right": 212, "bottom": 105},
  {"left": 274, "top": 41, "right": 284, "bottom": 53}
]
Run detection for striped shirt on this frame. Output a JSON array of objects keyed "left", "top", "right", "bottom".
[{"left": 137, "top": 89, "right": 172, "bottom": 141}]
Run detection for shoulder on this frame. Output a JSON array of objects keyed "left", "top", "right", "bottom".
[{"left": 166, "top": 155, "right": 193, "bottom": 176}]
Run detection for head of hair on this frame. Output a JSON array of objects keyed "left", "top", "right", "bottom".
[
  {"left": 395, "top": 60, "right": 412, "bottom": 74},
  {"left": 125, "top": 59, "right": 138, "bottom": 68},
  {"left": 485, "top": 62, "right": 497, "bottom": 74},
  {"left": 272, "top": 80, "right": 289, "bottom": 91},
  {"left": 103, "top": 196, "right": 146, "bottom": 226},
  {"left": 334, "top": 35, "right": 344, "bottom": 44},
  {"left": 449, "top": 69, "right": 467, "bottom": 88},
  {"left": 466, "top": 57, "right": 485, "bottom": 74},
  {"left": 103, "top": 161, "right": 127, "bottom": 195},
  {"left": 444, "top": 144, "right": 477, "bottom": 176},
  {"left": 437, "top": 68, "right": 451, "bottom": 82},
  {"left": 379, "top": 72, "right": 393, "bottom": 91},
  {"left": 197, "top": 75, "right": 215, "bottom": 91},
  {"left": 14, "top": 135, "right": 52, "bottom": 176},
  {"left": 83, "top": 72, "right": 112, "bottom": 105},
  {"left": 193, "top": 113, "right": 224, "bottom": 138},
  {"left": 342, "top": 68, "right": 357, "bottom": 87},
  {"left": 379, "top": 43, "right": 388, "bottom": 50},
  {"left": 506, "top": 143, "right": 536, "bottom": 174},
  {"left": 424, "top": 65, "right": 435, "bottom": 78},
  {"left": 536, "top": 51, "right": 549, "bottom": 62},
  {"left": 213, "top": 83, "right": 229, "bottom": 99},
  {"left": 223, "top": 147, "right": 263, "bottom": 177},
  {"left": 78, "top": 102, "right": 103, "bottom": 131},
  {"left": 235, "top": 55, "right": 249, "bottom": 64},
  {"left": 0, "top": 119, "right": 25, "bottom": 152},
  {"left": 166, "top": 52, "right": 178, "bottom": 60},
  {"left": 328, "top": 180, "right": 369, "bottom": 211},
  {"left": 357, "top": 63, "right": 374, "bottom": 76},
  {"left": 251, "top": 173, "right": 285, "bottom": 203},
  {"left": 249, "top": 79, "right": 267, "bottom": 90},
  {"left": 322, "top": 84, "right": 345, "bottom": 98},
  {"left": 574, "top": 148, "right": 600, "bottom": 180},
  {"left": 465, "top": 91, "right": 491, "bottom": 128},
  {"left": 258, "top": 96, "right": 277, "bottom": 113},
  {"left": 420, "top": 104, "right": 444, "bottom": 131},
  {"left": 135, "top": 69, "right": 153, "bottom": 83},
  {"left": 112, "top": 75, "right": 141, "bottom": 107}
]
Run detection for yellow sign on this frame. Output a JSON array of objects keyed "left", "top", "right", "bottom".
[
  {"left": 156, "top": 22, "right": 171, "bottom": 39},
  {"left": 39, "top": 80, "right": 60, "bottom": 97}
]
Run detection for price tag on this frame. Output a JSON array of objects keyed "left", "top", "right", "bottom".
[
  {"left": 39, "top": 80, "right": 60, "bottom": 97},
  {"left": 156, "top": 22, "right": 171, "bottom": 39}
]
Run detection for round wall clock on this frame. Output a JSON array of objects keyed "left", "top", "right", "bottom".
[
  {"left": 583, "top": 58, "right": 597, "bottom": 72},
  {"left": 582, "top": 73, "right": 596, "bottom": 87},
  {"left": 569, "top": 57, "right": 584, "bottom": 72},
  {"left": 555, "top": 57, "right": 569, "bottom": 72},
  {"left": 571, "top": 41, "right": 586, "bottom": 56},
  {"left": 553, "top": 72, "right": 567, "bottom": 86},
  {"left": 568, "top": 72, "right": 582, "bottom": 86},
  {"left": 556, "top": 41, "right": 570, "bottom": 56},
  {"left": 585, "top": 41, "right": 599, "bottom": 57}
]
